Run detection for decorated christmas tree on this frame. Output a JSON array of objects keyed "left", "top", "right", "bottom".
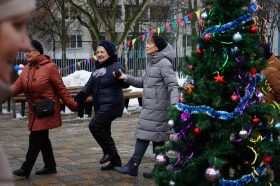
[{"left": 154, "top": 0, "right": 280, "bottom": 185}]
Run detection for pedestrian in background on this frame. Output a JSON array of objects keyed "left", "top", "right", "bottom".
[
  {"left": 114, "top": 35, "right": 179, "bottom": 178},
  {"left": 0, "top": 0, "right": 35, "bottom": 184},
  {"left": 11, "top": 40, "right": 78, "bottom": 178}
]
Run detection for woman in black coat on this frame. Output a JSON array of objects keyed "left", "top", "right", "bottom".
[{"left": 75, "top": 40, "right": 127, "bottom": 170}]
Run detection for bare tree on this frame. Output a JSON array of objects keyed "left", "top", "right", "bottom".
[
  {"left": 257, "top": 0, "right": 280, "bottom": 47},
  {"left": 30, "top": 0, "right": 77, "bottom": 59},
  {"left": 66, "top": 0, "right": 149, "bottom": 48}
]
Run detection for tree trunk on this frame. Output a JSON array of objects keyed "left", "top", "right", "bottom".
[{"left": 60, "top": 0, "right": 67, "bottom": 62}]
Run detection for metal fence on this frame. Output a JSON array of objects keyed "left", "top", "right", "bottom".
[{"left": 16, "top": 50, "right": 186, "bottom": 78}]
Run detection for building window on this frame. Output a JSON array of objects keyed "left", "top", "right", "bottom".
[
  {"left": 150, "top": 6, "right": 169, "bottom": 21},
  {"left": 65, "top": 5, "right": 77, "bottom": 20},
  {"left": 183, "top": 35, "right": 186, "bottom": 48},
  {"left": 125, "top": 5, "right": 149, "bottom": 21},
  {"left": 187, "top": 35, "right": 192, "bottom": 47},
  {"left": 70, "top": 34, "right": 82, "bottom": 48}
]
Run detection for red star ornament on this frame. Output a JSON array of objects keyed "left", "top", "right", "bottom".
[{"left": 214, "top": 73, "right": 225, "bottom": 83}]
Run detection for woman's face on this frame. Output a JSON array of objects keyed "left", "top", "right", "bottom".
[
  {"left": 25, "top": 48, "right": 40, "bottom": 62},
  {"left": 0, "top": 14, "right": 31, "bottom": 61},
  {"left": 146, "top": 40, "right": 158, "bottom": 55},
  {"left": 97, "top": 47, "right": 109, "bottom": 63}
]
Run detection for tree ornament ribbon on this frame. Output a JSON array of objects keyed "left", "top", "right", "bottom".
[
  {"left": 202, "top": 14, "right": 253, "bottom": 36},
  {"left": 219, "top": 164, "right": 269, "bottom": 186},
  {"left": 219, "top": 54, "right": 229, "bottom": 73},
  {"left": 247, "top": 146, "right": 259, "bottom": 165},
  {"left": 176, "top": 74, "right": 263, "bottom": 120},
  {"left": 202, "top": 3, "right": 257, "bottom": 36}
]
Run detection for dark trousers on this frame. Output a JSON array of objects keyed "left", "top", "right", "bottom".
[
  {"left": 132, "top": 139, "right": 165, "bottom": 162},
  {"left": 77, "top": 103, "right": 92, "bottom": 118},
  {"left": 21, "top": 130, "right": 56, "bottom": 173},
  {"left": 89, "top": 114, "right": 119, "bottom": 156}
]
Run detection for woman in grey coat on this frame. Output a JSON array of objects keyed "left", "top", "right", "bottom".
[{"left": 114, "top": 35, "right": 178, "bottom": 177}]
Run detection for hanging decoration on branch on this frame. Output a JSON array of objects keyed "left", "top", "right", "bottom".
[
  {"left": 176, "top": 74, "right": 263, "bottom": 120},
  {"left": 219, "top": 164, "right": 269, "bottom": 185},
  {"left": 202, "top": 3, "right": 257, "bottom": 37}
]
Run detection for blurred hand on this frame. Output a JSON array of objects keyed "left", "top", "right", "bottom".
[{"left": 113, "top": 69, "right": 127, "bottom": 80}]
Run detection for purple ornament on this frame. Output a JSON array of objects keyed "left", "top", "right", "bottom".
[{"left": 181, "top": 112, "right": 190, "bottom": 121}]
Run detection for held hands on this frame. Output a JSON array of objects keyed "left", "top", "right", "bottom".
[
  {"left": 113, "top": 69, "right": 127, "bottom": 80},
  {"left": 74, "top": 91, "right": 87, "bottom": 104}
]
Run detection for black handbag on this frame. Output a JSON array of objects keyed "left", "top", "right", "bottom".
[
  {"left": 33, "top": 99, "right": 55, "bottom": 118},
  {"left": 27, "top": 65, "right": 55, "bottom": 118}
]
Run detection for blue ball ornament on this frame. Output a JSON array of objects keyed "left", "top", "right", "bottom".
[{"left": 14, "top": 65, "right": 20, "bottom": 72}]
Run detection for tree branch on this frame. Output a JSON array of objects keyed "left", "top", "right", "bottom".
[
  {"left": 118, "top": 0, "right": 149, "bottom": 45},
  {"left": 67, "top": 0, "right": 101, "bottom": 41}
]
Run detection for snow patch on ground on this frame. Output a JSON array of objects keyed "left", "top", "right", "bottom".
[
  {"left": 2, "top": 109, "right": 11, "bottom": 114},
  {"left": 16, "top": 113, "right": 27, "bottom": 120},
  {"left": 62, "top": 70, "right": 91, "bottom": 87},
  {"left": 73, "top": 115, "right": 91, "bottom": 121}
]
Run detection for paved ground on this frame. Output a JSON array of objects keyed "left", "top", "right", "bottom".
[{"left": 0, "top": 112, "right": 156, "bottom": 186}]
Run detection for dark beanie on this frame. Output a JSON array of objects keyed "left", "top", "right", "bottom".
[
  {"left": 152, "top": 35, "right": 167, "bottom": 52},
  {"left": 31, "top": 39, "right": 44, "bottom": 54},
  {"left": 97, "top": 40, "right": 116, "bottom": 57}
]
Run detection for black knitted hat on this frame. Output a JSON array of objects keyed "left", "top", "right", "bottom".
[
  {"left": 97, "top": 40, "right": 116, "bottom": 57},
  {"left": 31, "top": 39, "right": 44, "bottom": 54},
  {"left": 152, "top": 35, "right": 167, "bottom": 52}
]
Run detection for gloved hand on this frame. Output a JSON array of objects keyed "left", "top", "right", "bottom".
[
  {"left": 113, "top": 69, "right": 127, "bottom": 80},
  {"left": 74, "top": 91, "right": 87, "bottom": 104},
  {"left": 114, "top": 70, "right": 122, "bottom": 79}
]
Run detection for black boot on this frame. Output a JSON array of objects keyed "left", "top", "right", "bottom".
[
  {"left": 13, "top": 168, "right": 30, "bottom": 178},
  {"left": 35, "top": 167, "right": 57, "bottom": 175},
  {"left": 100, "top": 154, "right": 114, "bottom": 164},
  {"left": 101, "top": 154, "right": 122, "bottom": 171},
  {"left": 114, "top": 158, "right": 140, "bottom": 176}
]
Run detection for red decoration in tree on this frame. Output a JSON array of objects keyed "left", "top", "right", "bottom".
[
  {"left": 263, "top": 155, "right": 272, "bottom": 164},
  {"left": 250, "top": 68, "right": 256, "bottom": 77},
  {"left": 204, "top": 34, "right": 211, "bottom": 41},
  {"left": 251, "top": 115, "right": 260, "bottom": 125},
  {"left": 196, "top": 48, "right": 203, "bottom": 54},
  {"left": 214, "top": 73, "right": 225, "bottom": 83},
  {"left": 250, "top": 26, "right": 258, "bottom": 33},
  {"left": 194, "top": 127, "right": 201, "bottom": 135},
  {"left": 207, "top": 5, "right": 212, "bottom": 10},
  {"left": 230, "top": 92, "right": 239, "bottom": 102},
  {"left": 187, "top": 64, "right": 193, "bottom": 70}
]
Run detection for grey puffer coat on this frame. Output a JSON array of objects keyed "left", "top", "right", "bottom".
[{"left": 125, "top": 44, "right": 179, "bottom": 142}]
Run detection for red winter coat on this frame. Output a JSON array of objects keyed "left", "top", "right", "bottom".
[{"left": 11, "top": 55, "right": 77, "bottom": 131}]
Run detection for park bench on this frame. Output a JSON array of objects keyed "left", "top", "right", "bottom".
[{"left": 10, "top": 87, "right": 142, "bottom": 118}]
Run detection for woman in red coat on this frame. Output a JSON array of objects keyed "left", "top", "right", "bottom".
[{"left": 11, "top": 40, "right": 78, "bottom": 178}]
